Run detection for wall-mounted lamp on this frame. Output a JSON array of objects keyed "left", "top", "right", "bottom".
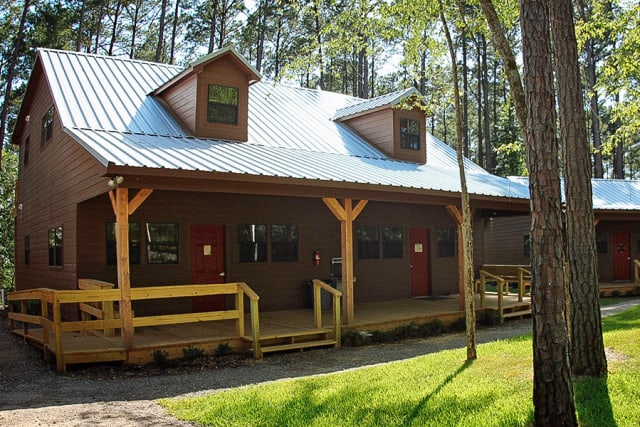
[
  {"left": 107, "top": 175, "right": 124, "bottom": 188},
  {"left": 25, "top": 115, "right": 30, "bottom": 123}
]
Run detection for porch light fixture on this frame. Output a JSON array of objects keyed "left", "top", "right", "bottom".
[{"left": 107, "top": 175, "right": 124, "bottom": 188}]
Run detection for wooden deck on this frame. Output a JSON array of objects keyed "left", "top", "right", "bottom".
[{"left": 8, "top": 290, "right": 531, "bottom": 370}]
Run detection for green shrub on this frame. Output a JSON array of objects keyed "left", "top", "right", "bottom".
[
  {"left": 213, "top": 342, "right": 234, "bottom": 358},
  {"left": 152, "top": 349, "right": 170, "bottom": 366},
  {"left": 418, "top": 319, "right": 445, "bottom": 336},
  {"left": 477, "top": 310, "right": 500, "bottom": 327},
  {"left": 182, "top": 345, "right": 205, "bottom": 361},
  {"left": 449, "top": 317, "right": 466, "bottom": 332}
]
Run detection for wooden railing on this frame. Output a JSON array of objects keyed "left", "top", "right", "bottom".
[
  {"left": 477, "top": 265, "right": 531, "bottom": 323},
  {"left": 312, "top": 279, "right": 342, "bottom": 346},
  {"left": 7, "top": 282, "right": 262, "bottom": 371},
  {"left": 634, "top": 259, "right": 640, "bottom": 285}
]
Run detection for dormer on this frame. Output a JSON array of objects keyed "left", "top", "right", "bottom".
[
  {"left": 154, "top": 46, "right": 261, "bottom": 142},
  {"left": 333, "top": 88, "right": 428, "bottom": 164}
]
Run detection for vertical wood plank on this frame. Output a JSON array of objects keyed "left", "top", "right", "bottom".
[
  {"left": 342, "top": 199, "right": 354, "bottom": 325},
  {"left": 116, "top": 188, "right": 134, "bottom": 350},
  {"left": 447, "top": 205, "right": 466, "bottom": 310},
  {"left": 313, "top": 281, "right": 322, "bottom": 329},
  {"left": 53, "top": 294, "right": 64, "bottom": 372}
]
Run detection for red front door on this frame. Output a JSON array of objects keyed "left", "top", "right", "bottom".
[
  {"left": 191, "top": 225, "right": 225, "bottom": 312},
  {"left": 613, "top": 232, "right": 631, "bottom": 281},
  {"left": 410, "top": 228, "right": 431, "bottom": 297}
]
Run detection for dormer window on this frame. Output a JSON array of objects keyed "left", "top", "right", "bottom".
[
  {"left": 400, "top": 118, "right": 420, "bottom": 151},
  {"left": 208, "top": 84, "right": 238, "bottom": 125}
]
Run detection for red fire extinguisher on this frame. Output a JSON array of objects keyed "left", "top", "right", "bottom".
[{"left": 313, "top": 250, "right": 321, "bottom": 266}]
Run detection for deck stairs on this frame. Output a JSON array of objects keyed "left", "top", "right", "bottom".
[
  {"left": 253, "top": 327, "right": 338, "bottom": 354},
  {"left": 501, "top": 303, "right": 532, "bottom": 320}
]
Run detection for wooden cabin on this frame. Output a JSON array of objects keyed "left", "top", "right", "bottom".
[{"left": 10, "top": 46, "right": 534, "bottom": 330}]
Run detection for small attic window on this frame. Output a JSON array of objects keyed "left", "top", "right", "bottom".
[
  {"left": 41, "top": 106, "right": 54, "bottom": 145},
  {"left": 207, "top": 84, "right": 238, "bottom": 125},
  {"left": 400, "top": 118, "right": 420, "bottom": 151}
]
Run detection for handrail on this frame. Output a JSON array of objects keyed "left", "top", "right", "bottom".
[
  {"left": 517, "top": 267, "right": 532, "bottom": 302},
  {"left": 312, "top": 279, "right": 342, "bottom": 347},
  {"left": 7, "top": 281, "right": 264, "bottom": 370},
  {"left": 634, "top": 259, "right": 640, "bottom": 285},
  {"left": 478, "top": 270, "right": 507, "bottom": 323}
]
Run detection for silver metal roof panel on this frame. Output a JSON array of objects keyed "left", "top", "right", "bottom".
[{"left": 332, "top": 87, "right": 419, "bottom": 120}]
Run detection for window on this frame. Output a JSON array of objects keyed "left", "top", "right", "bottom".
[
  {"left": 271, "top": 225, "right": 298, "bottom": 262},
  {"left": 238, "top": 224, "right": 267, "bottom": 262},
  {"left": 382, "top": 226, "right": 403, "bottom": 258},
  {"left": 48, "top": 226, "right": 63, "bottom": 266},
  {"left": 357, "top": 226, "right": 380, "bottom": 259},
  {"left": 207, "top": 84, "right": 238, "bottom": 125},
  {"left": 23, "top": 137, "right": 29, "bottom": 165},
  {"left": 400, "top": 118, "right": 420, "bottom": 150},
  {"left": 106, "top": 223, "right": 141, "bottom": 265},
  {"left": 24, "top": 235, "right": 30, "bottom": 265},
  {"left": 437, "top": 228, "right": 456, "bottom": 257},
  {"left": 146, "top": 223, "right": 179, "bottom": 264},
  {"left": 523, "top": 235, "right": 531, "bottom": 257},
  {"left": 597, "top": 233, "right": 608, "bottom": 254},
  {"left": 41, "top": 107, "right": 54, "bottom": 145}
]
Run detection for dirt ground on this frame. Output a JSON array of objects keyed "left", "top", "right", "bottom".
[{"left": 1, "top": 300, "right": 637, "bottom": 426}]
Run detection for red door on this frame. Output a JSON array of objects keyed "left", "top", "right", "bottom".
[
  {"left": 191, "top": 225, "right": 225, "bottom": 312},
  {"left": 410, "top": 229, "right": 431, "bottom": 297},
  {"left": 613, "top": 232, "right": 631, "bottom": 281}
]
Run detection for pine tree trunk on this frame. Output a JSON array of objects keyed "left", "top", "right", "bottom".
[
  {"left": 169, "top": 0, "right": 180, "bottom": 64},
  {"left": 155, "top": 0, "right": 168, "bottom": 62},
  {"left": 520, "top": 0, "right": 578, "bottom": 424},
  {"left": 549, "top": 0, "right": 607, "bottom": 378},
  {"left": 0, "top": 0, "right": 30, "bottom": 165}
]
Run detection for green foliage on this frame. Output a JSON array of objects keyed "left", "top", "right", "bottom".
[
  {"left": 493, "top": 141, "right": 527, "bottom": 177},
  {"left": 161, "top": 305, "right": 640, "bottom": 427},
  {"left": 213, "top": 342, "right": 234, "bottom": 358},
  {"left": 0, "top": 146, "right": 18, "bottom": 291},
  {"left": 182, "top": 345, "right": 205, "bottom": 361},
  {"left": 152, "top": 349, "right": 170, "bottom": 366}
]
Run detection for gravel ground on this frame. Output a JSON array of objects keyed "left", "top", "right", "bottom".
[{"left": 1, "top": 299, "right": 638, "bottom": 427}]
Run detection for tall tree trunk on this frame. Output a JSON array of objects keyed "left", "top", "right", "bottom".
[
  {"left": 476, "top": 41, "right": 484, "bottom": 167},
  {"left": 478, "top": 0, "right": 527, "bottom": 141},
  {"left": 208, "top": 0, "right": 219, "bottom": 53},
  {"left": 109, "top": 0, "right": 123, "bottom": 56},
  {"left": 312, "top": 1, "right": 325, "bottom": 90},
  {"left": 93, "top": 1, "right": 105, "bottom": 53},
  {"left": 439, "top": 0, "right": 476, "bottom": 361},
  {"left": 549, "top": 0, "right": 607, "bottom": 378},
  {"left": 0, "top": 0, "right": 30, "bottom": 166},
  {"left": 255, "top": 0, "right": 268, "bottom": 73},
  {"left": 520, "top": 0, "right": 578, "bottom": 424},
  {"left": 585, "top": 40, "right": 604, "bottom": 178},
  {"left": 481, "top": 35, "right": 492, "bottom": 172},
  {"left": 129, "top": 0, "right": 142, "bottom": 59},
  {"left": 155, "top": 0, "right": 169, "bottom": 62},
  {"left": 169, "top": 0, "right": 180, "bottom": 64},
  {"left": 76, "top": 0, "right": 86, "bottom": 52},
  {"left": 462, "top": 30, "right": 469, "bottom": 158}
]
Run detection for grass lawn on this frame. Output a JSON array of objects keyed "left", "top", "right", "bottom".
[{"left": 160, "top": 305, "right": 640, "bottom": 427}]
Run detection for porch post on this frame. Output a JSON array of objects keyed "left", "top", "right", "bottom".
[
  {"left": 323, "top": 198, "right": 368, "bottom": 325},
  {"left": 446, "top": 205, "right": 465, "bottom": 310},
  {"left": 115, "top": 187, "right": 134, "bottom": 349}
]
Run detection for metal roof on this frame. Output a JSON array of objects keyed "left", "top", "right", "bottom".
[
  {"left": 508, "top": 176, "right": 640, "bottom": 211},
  {"left": 37, "top": 48, "right": 532, "bottom": 200},
  {"left": 332, "top": 87, "right": 419, "bottom": 120}
]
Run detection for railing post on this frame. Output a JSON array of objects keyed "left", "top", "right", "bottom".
[
  {"left": 313, "top": 281, "right": 322, "bottom": 329},
  {"left": 498, "top": 279, "right": 504, "bottom": 324},
  {"left": 237, "top": 286, "right": 245, "bottom": 337},
  {"left": 40, "top": 292, "right": 50, "bottom": 362},
  {"left": 250, "top": 297, "right": 261, "bottom": 359},
  {"left": 53, "top": 293, "right": 65, "bottom": 371},
  {"left": 333, "top": 293, "right": 341, "bottom": 347},
  {"left": 479, "top": 272, "right": 486, "bottom": 308}
]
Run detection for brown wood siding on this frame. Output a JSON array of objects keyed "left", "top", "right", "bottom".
[
  {"left": 482, "top": 215, "right": 531, "bottom": 266},
  {"left": 194, "top": 55, "right": 250, "bottom": 141},
  {"left": 77, "top": 192, "right": 466, "bottom": 312},
  {"left": 13, "top": 74, "right": 110, "bottom": 295},
  {"left": 343, "top": 109, "right": 394, "bottom": 156},
  {"left": 161, "top": 74, "right": 197, "bottom": 134},
  {"left": 392, "top": 109, "right": 427, "bottom": 164}
]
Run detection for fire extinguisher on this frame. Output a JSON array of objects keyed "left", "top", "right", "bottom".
[{"left": 313, "top": 250, "right": 320, "bottom": 266}]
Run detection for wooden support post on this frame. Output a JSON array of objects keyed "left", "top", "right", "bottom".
[
  {"left": 53, "top": 294, "right": 64, "bottom": 372},
  {"left": 322, "top": 198, "right": 367, "bottom": 326},
  {"left": 115, "top": 188, "right": 134, "bottom": 350},
  {"left": 446, "top": 205, "right": 466, "bottom": 310}
]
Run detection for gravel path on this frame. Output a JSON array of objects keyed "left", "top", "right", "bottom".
[{"left": 1, "top": 299, "right": 638, "bottom": 426}]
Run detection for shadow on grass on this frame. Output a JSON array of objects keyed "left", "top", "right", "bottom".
[
  {"left": 574, "top": 376, "right": 616, "bottom": 427},
  {"left": 401, "top": 359, "right": 474, "bottom": 427}
]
